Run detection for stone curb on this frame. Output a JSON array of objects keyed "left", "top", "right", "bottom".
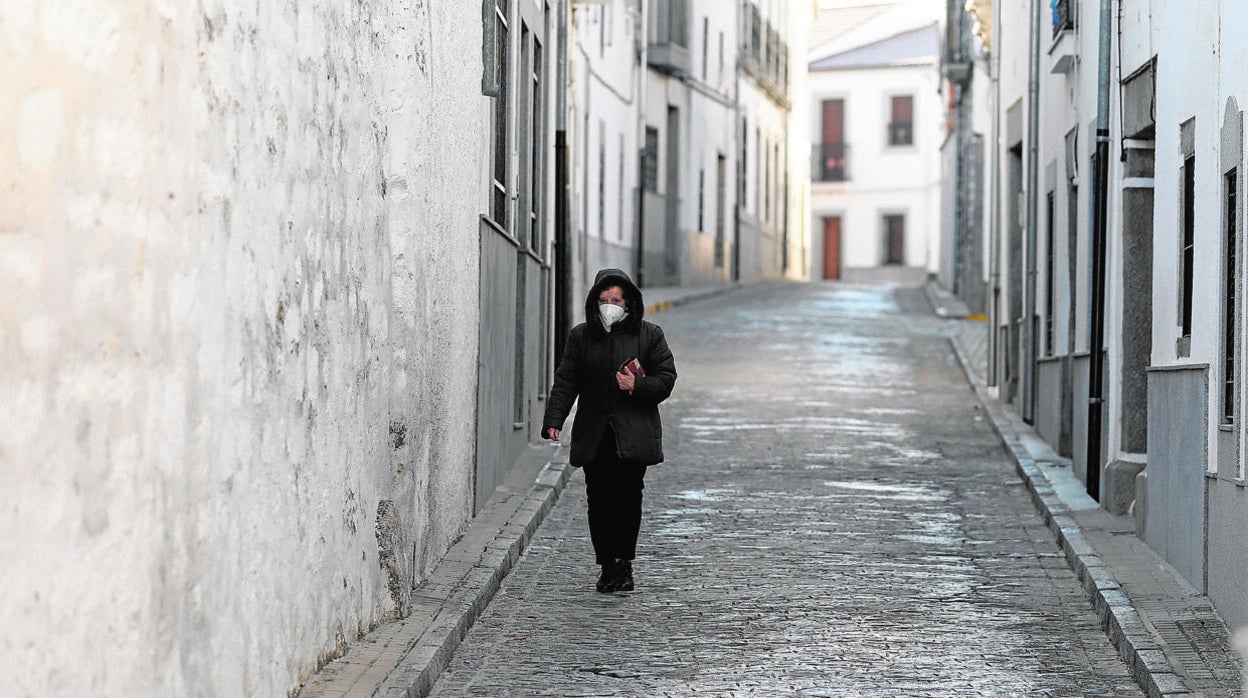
[
  {"left": 644, "top": 282, "right": 746, "bottom": 316},
  {"left": 383, "top": 459, "right": 574, "bottom": 697},
  {"left": 921, "top": 280, "right": 973, "bottom": 320},
  {"left": 298, "top": 455, "right": 574, "bottom": 698},
  {"left": 947, "top": 336, "right": 1192, "bottom": 698}
]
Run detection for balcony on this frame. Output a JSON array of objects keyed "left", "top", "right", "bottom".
[
  {"left": 741, "top": 2, "right": 788, "bottom": 105},
  {"left": 648, "top": 0, "right": 691, "bottom": 76},
  {"left": 888, "top": 121, "right": 913, "bottom": 146},
  {"left": 1052, "top": 0, "right": 1074, "bottom": 37},
  {"left": 812, "top": 143, "right": 849, "bottom": 182}
]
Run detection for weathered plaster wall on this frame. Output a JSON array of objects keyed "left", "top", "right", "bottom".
[{"left": 0, "top": 1, "right": 485, "bottom": 694}]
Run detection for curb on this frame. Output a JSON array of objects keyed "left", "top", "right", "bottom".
[
  {"left": 644, "top": 282, "right": 745, "bottom": 316},
  {"left": 921, "top": 280, "right": 971, "bottom": 320},
  {"left": 947, "top": 336, "right": 1191, "bottom": 698},
  {"left": 299, "top": 454, "right": 574, "bottom": 698}
]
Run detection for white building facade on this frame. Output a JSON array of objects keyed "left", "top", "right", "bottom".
[
  {"left": 807, "top": 3, "right": 943, "bottom": 283},
  {"left": 568, "top": 0, "right": 646, "bottom": 308},
  {"left": 641, "top": 0, "right": 809, "bottom": 288},
  {"left": 960, "top": 0, "right": 1248, "bottom": 631},
  {"left": 2, "top": 0, "right": 560, "bottom": 694}
]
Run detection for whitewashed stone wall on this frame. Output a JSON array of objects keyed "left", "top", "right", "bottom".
[{"left": 0, "top": 0, "right": 486, "bottom": 694}]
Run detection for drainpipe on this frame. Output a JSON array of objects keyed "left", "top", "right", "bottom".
[
  {"left": 555, "top": 0, "right": 570, "bottom": 361},
  {"left": 1086, "top": 0, "right": 1113, "bottom": 501},
  {"left": 634, "top": 0, "right": 648, "bottom": 287},
  {"left": 987, "top": 0, "right": 1002, "bottom": 388},
  {"left": 1022, "top": 0, "right": 1042, "bottom": 423}
]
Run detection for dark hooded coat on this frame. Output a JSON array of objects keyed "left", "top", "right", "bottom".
[{"left": 543, "top": 269, "right": 677, "bottom": 467}]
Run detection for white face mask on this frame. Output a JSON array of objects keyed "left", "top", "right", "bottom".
[{"left": 599, "top": 303, "right": 626, "bottom": 330}]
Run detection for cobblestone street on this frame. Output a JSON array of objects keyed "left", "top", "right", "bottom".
[{"left": 430, "top": 282, "right": 1142, "bottom": 696}]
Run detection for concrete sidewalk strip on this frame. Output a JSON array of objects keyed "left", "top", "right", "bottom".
[
  {"left": 948, "top": 334, "right": 1245, "bottom": 697},
  {"left": 298, "top": 447, "right": 573, "bottom": 698}
]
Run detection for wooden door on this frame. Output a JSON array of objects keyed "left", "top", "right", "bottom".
[{"left": 823, "top": 216, "right": 841, "bottom": 280}]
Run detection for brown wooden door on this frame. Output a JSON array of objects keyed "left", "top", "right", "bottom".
[{"left": 823, "top": 216, "right": 842, "bottom": 280}]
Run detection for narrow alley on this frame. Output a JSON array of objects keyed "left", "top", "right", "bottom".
[{"left": 428, "top": 282, "right": 1140, "bottom": 696}]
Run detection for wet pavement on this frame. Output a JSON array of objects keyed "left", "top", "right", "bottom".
[{"left": 429, "top": 282, "right": 1142, "bottom": 696}]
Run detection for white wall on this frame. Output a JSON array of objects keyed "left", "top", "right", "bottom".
[
  {"left": 0, "top": 1, "right": 485, "bottom": 694},
  {"left": 571, "top": 0, "right": 644, "bottom": 305},
  {"left": 1148, "top": 1, "right": 1219, "bottom": 447},
  {"left": 684, "top": 0, "right": 741, "bottom": 285},
  {"left": 808, "top": 55, "right": 942, "bottom": 274}
]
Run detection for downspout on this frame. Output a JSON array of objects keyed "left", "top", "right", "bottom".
[
  {"left": 1021, "top": 0, "right": 1042, "bottom": 423},
  {"left": 732, "top": 1, "right": 743, "bottom": 283},
  {"left": 634, "top": 0, "right": 648, "bottom": 287},
  {"left": 1086, "top": 0, "right": 1113, "bottom": 501},
  {"left": 555, "top": 0, "right": 570, "bottom": 361},
  {"left": 987, "top": 0, "right": 1002, "bottom": 388}
]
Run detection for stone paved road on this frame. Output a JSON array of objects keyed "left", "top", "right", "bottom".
[{"left": 430, "top": 282, "right": 1142, "bottom": 697}]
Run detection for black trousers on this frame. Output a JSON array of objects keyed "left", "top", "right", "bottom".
[{"left": 583, "top": 428, "right": 648, "bottom": 565}]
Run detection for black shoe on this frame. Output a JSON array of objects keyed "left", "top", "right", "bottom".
[
  {"left": 596, "top": 562, "right": 619, "bottom": 593},
  {"left": 615, "top": 559, "right": 634, "bottom": 592}
]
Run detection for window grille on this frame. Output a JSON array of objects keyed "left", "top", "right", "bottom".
[
  {"left": 811, "top": 143, "right": 848, "bottom": 182},
  {"left": 643, "top": 127, "right": 659, "bottom": 192},
  {"left": 1223, "top": 168, "right": 1238, "bottom": 424},
  {"left": 1181, "top": 154, "right": 1195, "bottom": 337}
]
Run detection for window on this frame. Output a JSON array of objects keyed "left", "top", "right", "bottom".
[
  {"left": 701, "top": 16, "right": 709, "bottom": 81},
  {"left": 715, "top": 154, "right": 726, "bottom": 266},
  {"left": 652, "top": 0, "right": 689, "bottom": 48},
  {"left": 755, "top": 128, "right": 762, "bottom": 213},
  {"left": 739, "top": 118, "right": 748, "bottom": 201},
  {"left": 697, "top": 168, "right": 705, "bottom": 231},
  {"left": 1181, "top": 153, "right": 1196, "bottom": 338},
  {"left": 884, "top": 214, "right": 905, "bottom": 265},
  {"left": 816, "top": 99, "right": 847, "bottom": 181},
  {"left": 1223, "top": 168, "right": 1238, "bottom": 425},
  {"left": 718, "top": 32, "right": 724, "bottom": 86},
  {"left": 597, "top": 120, "right": 606, "bottom": 238},
  {"left": 643, "top": 127, "right": 659, "bottom": 192},
  {"left": 773, "top": 143, "right": 780, "bottom": 224},
  {"left": 764, "top": 136, "right": 771, "bottom": 222},
  {"left": 749, "top": 3, "right": 761, "bottom": 64},
  {"left": 488, "top": 0, "right": 510, "bottom": 227},
  {"left": 1052, "top": 0, "right": 1075, "bottom": 37},
  {"left": 889, "top": 95, "right": 914, "bottom": 146},
  {"left": 1045, "top": 191, "right": 1056, "bottom": 355},
  {"left": 617, "top": 134, "right": 625, "bottom": 240},
  {"left": 528, "top": 35, "right": 543, "bottom": 250}
]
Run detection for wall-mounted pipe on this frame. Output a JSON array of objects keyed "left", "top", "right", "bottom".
[
  {"left": 555, "top": 0, "right": 570, "bottom": 361},
  {"left": 987, "top": 0, "right": 1002, "bottom": 388},
  {"left": 1022, "top": 0, "right": 1042, "bottom": 423},
  {"left": 1086, "top": 0, "right": 1114, "bottom": 501}
]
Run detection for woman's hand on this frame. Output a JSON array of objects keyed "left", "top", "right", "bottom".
[
  {"left": 616, "top": 370, "right": 635, "bottom": 392},
  {"left": 545, "top": 427, "right": 560, "bottom": 440}
]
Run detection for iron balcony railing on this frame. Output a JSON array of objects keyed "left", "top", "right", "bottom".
[
  {"left": 812, "top": 143, "right": 849, "bottom": 182},
  {"left": 1052, "top": 0, "right": 1074, "bottom": 37},
  {"left": 888, "top": 121, "right": 913, "bottom": 146}
]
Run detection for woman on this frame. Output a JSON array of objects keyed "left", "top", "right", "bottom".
[{"left": 543, "top": 268, "right": 677, "bottom": 593}]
